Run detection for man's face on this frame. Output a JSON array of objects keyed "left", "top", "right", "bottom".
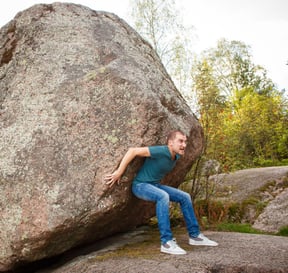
[{"left": 169, "top": 132, "right": 187, "bottom": 155}]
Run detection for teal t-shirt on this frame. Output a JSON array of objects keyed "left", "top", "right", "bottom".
[{"left": 132, "top": 145, "right": 180, "bottom": 185}]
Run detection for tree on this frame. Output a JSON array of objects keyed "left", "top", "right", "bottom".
[
  {"left": 202, "top": 39, "right": 275, "bottom": 97},
  {"left": 128, "top": 0, "right": 196, "bottom": 96},
  {"left": 225, "top": 88, "right": 288, "bottom": 167},
  {"left": 192, "top": 39, "right": 288, "bottom": 170}
]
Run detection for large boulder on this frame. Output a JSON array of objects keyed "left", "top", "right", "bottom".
[{"left": 0, "top": 3, "right": 203, "bottom": 271}]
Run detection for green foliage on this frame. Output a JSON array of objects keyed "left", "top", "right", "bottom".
[
  {"left": 223, "top": 88, "right": 288, "bottom": 169},
  {"left": 277, "top": 226, "right": 288, "bottom": 237},
  {"left": 192, "top": 39, "right": 288, "bottom": 171},
  {"left": 253, "top": 158, "right": 288, "bottom": 167}
]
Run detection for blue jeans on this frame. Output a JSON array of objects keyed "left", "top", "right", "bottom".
[{"left": 132, "top": 182, "right": 200, "bottom": 244}]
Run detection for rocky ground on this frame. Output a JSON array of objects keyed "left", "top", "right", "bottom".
[
  {"left": 16, "top": 227, "right": 288, "bottom": 273},
  {"left": 11, "top": 166, "right": 288, "bottom": 273}
]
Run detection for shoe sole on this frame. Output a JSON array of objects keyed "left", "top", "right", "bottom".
[
  {"left": 161, "top": 249, "right": 187, "bottom": 255},
  {"left": 189, "top": 242, "right": 218, "bottom": 246}
]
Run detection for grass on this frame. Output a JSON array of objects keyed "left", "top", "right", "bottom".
[
  {"left": 217, "top": 223, "right": 288, "bottom": 237},
  {"left": 216, "top": 222, "right": 264, "bottom": 234}
]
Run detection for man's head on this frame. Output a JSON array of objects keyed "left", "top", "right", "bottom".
[{"left": 166, "top": 130, "right": 187, "bottom": 156}]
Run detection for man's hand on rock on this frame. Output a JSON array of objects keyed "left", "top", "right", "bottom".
[{"left": 104, "top": 170, "right": 121, "bottom": 187}]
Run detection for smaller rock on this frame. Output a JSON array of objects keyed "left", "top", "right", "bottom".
[{"left": 253, "top": 188, "right": 288, "bottom": 233}]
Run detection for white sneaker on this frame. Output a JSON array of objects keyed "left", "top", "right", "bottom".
[
  {"left": 189, "top": 233, "right": 218, "bottom": 246},
  {"left": 161, "top": 238, "right": 187, "bottom": 255}
]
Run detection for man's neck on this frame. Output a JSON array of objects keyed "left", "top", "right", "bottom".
[{"left": 167, "top": 145, "right": 176, "bottom": 160}]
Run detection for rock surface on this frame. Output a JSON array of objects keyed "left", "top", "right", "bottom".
[
  {"left": 0, "top": 3, "right": 203, "bottom": 271},
  {"left": 215, "top": 166, "right": 288, "bottom": 232},
  {"left": 16, "top": 228, "right": 288, "bottom": 273},
  {"left": 253, "top": 188, "right": 288, "bottom": 233},
  {"left": 216, "top": 166, "right": 288, "bottom": 202}
]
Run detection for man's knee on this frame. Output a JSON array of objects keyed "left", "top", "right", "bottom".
[
  {"left": 181, "top": 191, "right": 192, "bottom": 203},
  {"left": 158, "top": 191, "right": 170, "bottom": 204}
]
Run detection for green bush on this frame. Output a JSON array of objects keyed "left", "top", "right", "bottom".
[{"left": 277, "top": 226, "right": 288, "bottom": 237}]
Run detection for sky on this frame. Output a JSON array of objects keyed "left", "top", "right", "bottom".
[{"left": 0, "top": 0, "right": 287, "bottom": 91}]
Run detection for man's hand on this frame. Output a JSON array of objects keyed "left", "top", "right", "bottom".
[
  {"left": 104, "top": 170, "right": 122, "bottom": 187},
  {"left": 103, "top": 147, "right": 149, "bottom": 188}
]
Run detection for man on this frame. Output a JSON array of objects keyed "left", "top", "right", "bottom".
[{"left": 105, "top": 130, "right": 218, "bottom": 255}]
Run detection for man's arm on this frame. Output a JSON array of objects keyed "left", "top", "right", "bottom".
[{"left": 104, "top": 147, "right": 150, "bottom": 187}]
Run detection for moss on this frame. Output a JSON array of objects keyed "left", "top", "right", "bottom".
[
  {"left": 257, "top": 180, "right": 276, "bottom": 194},
  {"left": 85, "top": 67, "right": 106, "bottom": 81},
  {"left": 93, "top": 243, "right": 160, "bottom": 262},
  {"left": 90, "top": 229, "right": 161, "bottom": 262}
]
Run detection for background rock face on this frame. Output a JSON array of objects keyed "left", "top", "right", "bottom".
[
  {"left": 0, "top": 3, "right": 203, "bottom": 270},
  {"left": 253, "top": 188, "right": 288, "bottom": 233}
]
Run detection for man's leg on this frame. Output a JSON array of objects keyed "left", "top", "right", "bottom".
[
  {"left": 158, "top": 185, "right": 218, "bottom": 246},
  {"left": 132, "top": 183, "right": 173, "bottom": 244},
  {"left": 157, "top": 185, "right": 200, "bottom": 238}
]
